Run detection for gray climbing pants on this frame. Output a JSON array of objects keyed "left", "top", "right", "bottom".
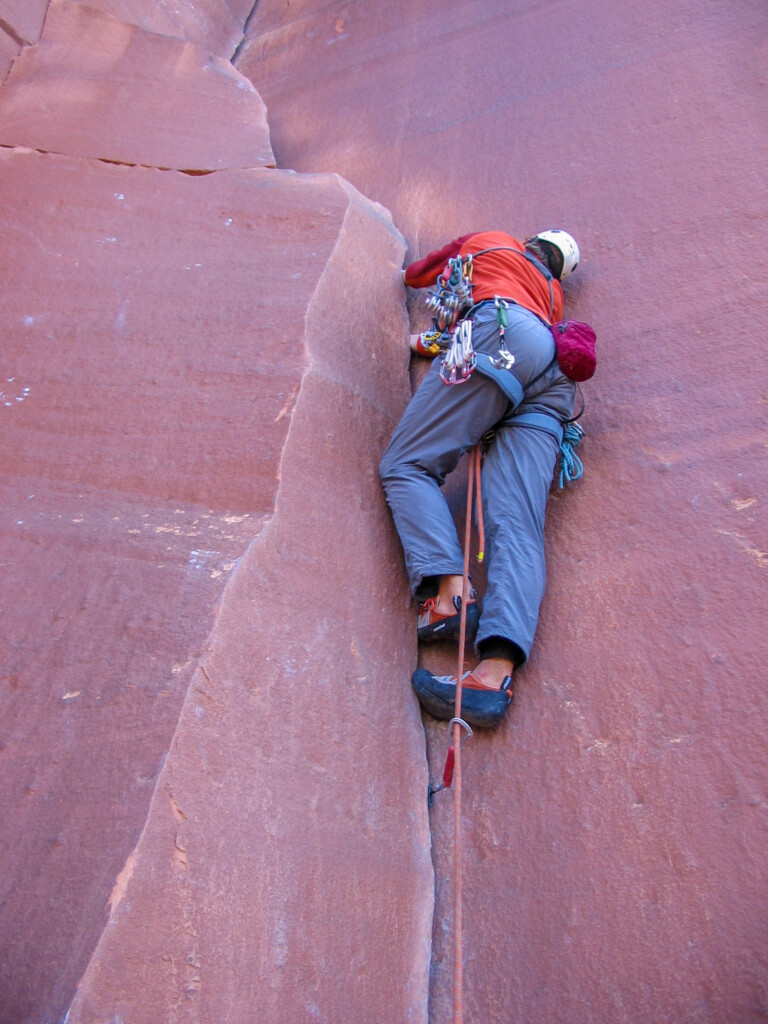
[{"left": 380, "top": 303, "right": 574, "bottom": 665}]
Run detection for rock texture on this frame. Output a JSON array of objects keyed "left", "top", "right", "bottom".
[
  {"left": 0, "top": 0, "right": 47, "bottom": 79},
  {"left": 4, "top": 1, "right": 768, "bottom": 1023},
  {"left": 0, "top": 6, "right": 432, "bottom": 1024},
  {"left": 60, "top": 168, "right": 431, "bottom": 1024},
  {"left": 0, "top": 144, "right": 432, "bottom": 1022},
  {"left": 67, "top": 0, "right": 255, "bottom": 59},
  {"left": 0, "top": 28, "right": 19, "bottom": 80},
  {"left": 66, "top": 176, "right": 434, "bottom": 1024},
  {"left": 0, "top": 1, "right": 273, "bottom": 171},
  {"left": 237, "top": 3, "right": 768, "bottom": 1023},
  {"left": 0, "top": 0, "right": 48, "bottom": 46}
]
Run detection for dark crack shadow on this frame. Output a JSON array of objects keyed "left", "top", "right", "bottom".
[{"left": 231, "top": 0, "right": 261, "bottom": 63}]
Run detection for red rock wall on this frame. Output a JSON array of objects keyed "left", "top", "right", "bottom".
[
  {"left": 3, "top": 2, "right": 768, "bottom": 1023},
  {"left": 0, "top": 0, "right": 47, "bottom": 77},
  {"left": 234, "top": 3, "right": 768, "bottom": 1023},
  {"left": 0, "top": 2, "right": 273, "bottom": 170},
  {"left": 0, "top": 5, "right": 431, "bottom": 1024},
  {"left": 0, "top": 0, "right": 48, "bottom": 45},
  {"left": 64, "top": 173, "right": 432, "bottom": 1024},
  {"left": 65, "top": 0, "right": 256, "bottom": 59}
]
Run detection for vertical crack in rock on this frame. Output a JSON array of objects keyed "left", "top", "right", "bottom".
[
  {"left": 231, "top": 0, "right": 262, "bottom": 62},
  {"left": 229, "top": 5, "right": 768, "bottom": 1024},
  {"left": 0, "top": 4, "right": 438, "bottom": 1021},
  {"left": 57, "top": 171, "right": 433, "bottom": 1024},
  {"left": 0, "top": 18, "right": 26, "bottom": 47}
]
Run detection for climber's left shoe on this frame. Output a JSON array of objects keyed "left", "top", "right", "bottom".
[{"left": 411, "top": 668, "right": 513, "bottom": 729}]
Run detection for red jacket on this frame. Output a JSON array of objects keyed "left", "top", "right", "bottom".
[{"left": 404, "top": 230, "right": 563, "bottom": 325}]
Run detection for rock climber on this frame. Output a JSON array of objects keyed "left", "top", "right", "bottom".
[{"left": 380, "top": 229, "right": 580, "bottom": 728}]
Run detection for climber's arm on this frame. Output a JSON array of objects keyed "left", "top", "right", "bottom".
[{"left": 404, "top": 233, "right": 475, "bottom": 289}]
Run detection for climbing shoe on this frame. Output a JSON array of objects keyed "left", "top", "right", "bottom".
[
  {"left": 417, "top": 592, "right": 480, "bottom": 644},
  {"left": 412, "top": 668, "right": 513, "bottom": 729}
]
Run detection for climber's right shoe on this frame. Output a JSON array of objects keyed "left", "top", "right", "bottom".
[
  {"left": 412, "top": 668, "right": 513, "bottom": 729},
  {"left": 417, "top": 592, "right": 480, "bottom": 644}
]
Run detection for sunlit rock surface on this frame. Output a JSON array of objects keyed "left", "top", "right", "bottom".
[
  {"left": 0, "top": 1, "right": 273, "bottom": 170},
  {"left": 0, "top": 0, "right": 48, "bottom": 78},
  {"left": 58, "top": 167, "right": 431, "bottom": 1024},
  {"left": 67, "top": 0, "right": 255, "bottom": 58},
  {"left": 0, "top": 139, "right": 432, "bottom": 1022},
  {"left": 3, "top": 1, "right": 768, "bottom": 1022},
  {"left": 0, "top": 4, "right": 431, "bottom": 1023},
  {"left": 0, "top": 0, "right": 48, "bottom": 45},
  {"left": 238, "top": 3, "right": 768, "bottom": 1023}
]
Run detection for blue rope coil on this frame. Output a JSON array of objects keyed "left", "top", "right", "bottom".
[{"left": 558, "top": 421, "right": 585, "bottom": 488}]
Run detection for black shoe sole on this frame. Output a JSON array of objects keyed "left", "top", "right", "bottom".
[
  {"left": 417, "top": 602, "right": 480, "bottom": 644},
  {"left": 412, "top": 668, "right": 512, "bottom": 729}
]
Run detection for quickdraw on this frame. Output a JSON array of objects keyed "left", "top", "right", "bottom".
[
  {"left": 424, "top": 254, "right": 474, "bottom": 330},
  {"left": 439, "top": 319, "right": 476, "bottom": 386},
  {"left": 420, "top": 254, "right": 478, "bottom": 385},
  {"left": 489, "top": 296, "right": 515, "bottom": 371}
]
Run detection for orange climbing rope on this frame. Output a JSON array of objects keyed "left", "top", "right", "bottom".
[
  {"left": 427, "top": 445, "right": 485, "bottom": 1023},
  {"left": 450, "top": 443, "right": 484, "bottom": 1024}
]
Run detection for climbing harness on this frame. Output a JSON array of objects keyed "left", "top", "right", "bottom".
[
  {"left": 421, "top": 244, "right": 595, "bottom": 491},
  {"left": 417, "top": 243, "right": 558, "bottom": 354},
  {"left": 420, "top": 245, "right": 557, "bottom": 393},
  {"left": 435, "top": 295, "right": 517, "bottom": 388}
]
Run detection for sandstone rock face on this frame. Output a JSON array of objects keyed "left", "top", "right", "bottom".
[
  {"left": 0, "top": 7, "right": 432, "bottom": 1024},
  {"left": 238, "top": 3, "right": 768, "bottom": 1023},
  {"left": 0, "top": 0, "right": 48, "bottom": 45},
  {"left": 0, "top": 28, "right": 20, "bottom": 80},
  {"left": 65, "top": 173, "right": 431, "bottom": 1024},
  {"left": 5, "top": 2, "right": 768, "bottom": 1023},
  {"left": 1, "top": 148, "right": 431, "bottom": 1023},
  {"left": 0, "top": 0, "right": 45, "bottom": 81},
  {"left": 68, "top": 0, "right": 255, "bottom": 58},
  {"left": 0, "top": 1, "right": 273, "bottom": 171}
]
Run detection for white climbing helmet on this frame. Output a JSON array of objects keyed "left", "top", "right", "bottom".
[{"left": 534, "top": 229, "right": 580, "bottom": 279}]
